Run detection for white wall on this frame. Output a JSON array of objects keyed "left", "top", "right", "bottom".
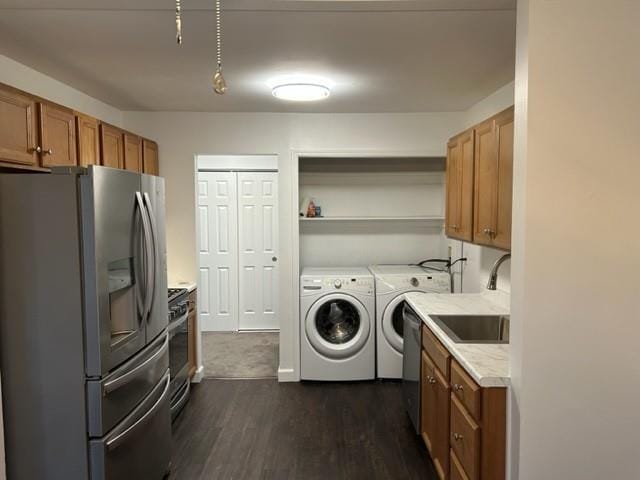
[
  {"left": 0, "top": 55, "right": 122, "bottom": 126},
  {"left": 122, "top": 111, "right": 463, "bottom": 379},
  {"left": 511, "top": 1, "right": 640, "bottom": 478},
  {"left": 452, "top": 81, "right": 515, "bottom": 293}
]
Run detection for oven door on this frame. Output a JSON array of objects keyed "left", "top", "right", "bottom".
[{"left": 168, "top": 310, "right": 189, "bottom": 400}]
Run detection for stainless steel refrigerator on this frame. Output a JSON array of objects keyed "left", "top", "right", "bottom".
[{"left": 0, "top": 166, "right": 171, "bottom": 480}]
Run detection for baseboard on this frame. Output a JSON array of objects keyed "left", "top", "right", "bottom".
[
  {"left": 277, "top": 367, "right": 299, "bottom": 383},
  {"left": 191, "top": 365, "right": 204, "bottom": 383}
]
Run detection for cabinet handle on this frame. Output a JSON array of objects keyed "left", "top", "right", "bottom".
[
  {"left": 428, "top": 377, "right": 436, "bottom": 385},
  {"left": 43, "top": 148, "right": 53, "bottom": 155},
  {"left": 453, "top": 433, "right": 463, "bottom": 441},
  {"left": 450, "top": 224, "right": 458, "bottom": 230},
  {"left": 31, "top": 146, "right": 42, "bottom": 153},
  {"left": 453, "top": 383, "right": 463, "bottom": 392}
]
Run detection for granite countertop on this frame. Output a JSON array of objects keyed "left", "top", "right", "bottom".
[
  {"left": 404, "top": 291, "right": 510, "bottom": 388},
  {"left": 169, "top": 281, "right": 197, "bottom": 293}
]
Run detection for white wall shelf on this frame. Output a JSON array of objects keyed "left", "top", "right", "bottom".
[{"left": 300, "top": 215, "right": 444, "bottom": 224}]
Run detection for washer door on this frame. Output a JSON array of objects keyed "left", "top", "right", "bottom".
[
  {"left": 305, "top": 293, "right": 371, "bottom": 359},
  {"left": 382, "top": 292, "right": 420, "bottom": 354}
]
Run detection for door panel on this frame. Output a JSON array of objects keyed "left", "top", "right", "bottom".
[
  {"left": 473, "top": 119, "right": 497, "bottom": 246},
  {"left": 39, "top": 102, "right": 77, "bottom": 167},
  {"left": 197, "top": 172, "right": 239, "bottom": 331},
  {"left": 100, "top": 123, "right": 124, "bottom": 169},
  {"left": 80, "top": 167, "right": 145, "bottom": 376},
  {"left": 493, "top": 108, "right": 514, "bottom": 250},
  {"left": 0, "top": 85, "right": 39, "bottom": 166},
  {"left": 77, "top": 114, "right": 100, "bottom": 167},
  {"left": 142, "top": 139, "right": 159, "bottom": 175},
  {"left": 237, "top": 172, "right": 278, "bottom": 330},
  {"left": 141, "top": 174, "right": 168, "bottom": 342},
  {"left": 123, "top": 133, "right": 142, "bottom": 173}
]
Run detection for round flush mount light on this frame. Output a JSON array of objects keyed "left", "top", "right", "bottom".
[{"left": 272, "top": 83, "right": 330, "bottom": 102}]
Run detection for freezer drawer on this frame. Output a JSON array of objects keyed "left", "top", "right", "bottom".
[
  {"left": 86, "top": 332, "right": 168, "bottom": 437},
  {"left": 89, "top": 370, "right": 171, "bottom": 480}
]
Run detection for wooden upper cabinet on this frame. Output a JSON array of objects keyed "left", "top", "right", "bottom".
[
  {"left": 142, "top": 139, "right": 159, "bottom": 176},
  {"left": 446, "top": 129, "right": 474, "bottom": 242},
  {"left": 76, "top": 114, "right": 100, "bottom": 167},
  {"left": 100, "top": 123, "right": 124, "bottom": 169},
  {"left": 0, "top": 84, "right": 39, "bottom": 167},
  {"left": 123, "top": 133, "right": 142, "bottom": 173},
  {"left": 473, "top": 107, "right": 514, "bottom": 250},
  {"left": 492, "top": 109, "right": 514, "bottom": 250},
  {"left": 38, "top": 102, "right": 77, "bottom": 168},
  {"left": 473, "top": 119, "right": 497, "bottom": 246}
]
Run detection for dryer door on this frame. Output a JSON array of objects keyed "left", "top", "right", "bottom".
[
  {"left": 305, "top": 293, "right": 371, "bottom": 359},
  {"left": 382, "top": 292, "right": 421, "bottom": 353}
]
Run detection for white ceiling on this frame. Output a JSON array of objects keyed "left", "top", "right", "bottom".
[{"left": 0, "top": 0, "right": 516, "bottom": 112}]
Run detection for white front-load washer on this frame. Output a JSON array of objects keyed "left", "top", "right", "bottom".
[
  {"left": 369, "top": 265, "right": 451, "bottom": 379},
  {"left": 300, "top": 267, "right": 375, "bottom": 381}
]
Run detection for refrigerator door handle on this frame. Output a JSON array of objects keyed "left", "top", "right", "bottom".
[
  {"left": 143, "top": 192, "right": 159, "bottom": 320},
  {"left": 136, "top": 192, "right": 154, "bottom": 323}
]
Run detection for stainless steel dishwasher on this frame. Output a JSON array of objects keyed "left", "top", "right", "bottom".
[{"left": 402, "top": 302, "right": 422, "bottom": 434}]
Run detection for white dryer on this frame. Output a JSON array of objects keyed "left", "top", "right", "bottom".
[
  {"left": 369, "top": 265, "right": 451, "bottom": 379},
  {"left": 300, "top": 267, "right": 375, "bottom": 381}
]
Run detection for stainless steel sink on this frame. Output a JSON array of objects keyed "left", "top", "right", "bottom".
[{"left": 430, "top": 315, "right": 510, "bottom": 344}]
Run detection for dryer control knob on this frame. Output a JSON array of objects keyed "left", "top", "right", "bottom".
[
  {"left": 334, "top": 279, "right": 343, "bottom": 289},
  {"left": 410, "top": 277, "right": 419, "bottom": 287}
]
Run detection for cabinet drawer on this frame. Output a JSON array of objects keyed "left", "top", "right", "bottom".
[
  {"left": 422, "top": 324, "right": 450, "bottom": 378},
  {"left": 450, "top": 394, "right": 480, "bottom": 480},
  {"left": 451, "top": 360, "right": 481, "bottom": 421},
  {"left": 450, "top": 449, "right": 470, "bottom": 480}
]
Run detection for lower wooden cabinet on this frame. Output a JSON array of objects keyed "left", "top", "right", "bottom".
[
  {"left": 421, "top": 325, "right": 506, "bottom": 480},
  {"left": 450, "top": 449, "right": 470, "bottom": 480}
]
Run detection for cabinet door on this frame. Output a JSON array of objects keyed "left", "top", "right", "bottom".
[
  {"left": 0, "top": 85, "right": 39, "bottom": 167},
  {"left": 123, "top": 133, "right": 142, "bottom": 173},
  {"left": 445, "top": 138, "right": 461, "bottom": 238},
  {"left": 433, "top": 366, "right": 451, "bottom": 479},
  {"left": 76, "top": 114, "right": 100, "bottom": 167},
  {"left": 38, "top": 102, "right": 77, "bottom": 167},
  {"left": 142, "top": 139, "right": 159, "bottom": 176},
  {"left": 473, "top": 118, "right": 497, "bottom": 246},
  {"left": 445, "top": 130, "right": 474, "bottom": 242},
  {"left": 491, "top": 108, "right": 514, "bottom": 250},
  {"left": 421, "top": 351, "right": 436, "bottom": 453},
  {"left": 100, "top": 123, "right": 124, "bottom": 169}
]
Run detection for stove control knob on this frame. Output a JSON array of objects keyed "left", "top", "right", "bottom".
[
  {"left": 410, "top": 277, "right": 419, "bottom": 287},
  {"left": 334, "top": 279, "right": 342, "bottom": 289}
]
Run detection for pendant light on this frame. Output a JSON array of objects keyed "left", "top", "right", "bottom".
[
  {"left": 212, "top": 0, "right": 227, "bottom": 94},
  {"left": 175, "top": 0, "right": 182, "bottom": 44}
]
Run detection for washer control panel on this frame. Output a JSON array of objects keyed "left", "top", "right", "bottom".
[{"left": 302, "top": 276, "right": 374, "bottom": 295}]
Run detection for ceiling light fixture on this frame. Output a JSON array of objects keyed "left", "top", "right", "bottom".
[
  {"left": 272, "top": 83, "right": 331, "bottom": 102},
  {"left": 212, "top": 0, "right": 227, "bottom": 95}
]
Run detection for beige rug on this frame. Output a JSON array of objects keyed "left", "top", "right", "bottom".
[{"left": 201, "top": 332, "right": 279, "bottom": 379}]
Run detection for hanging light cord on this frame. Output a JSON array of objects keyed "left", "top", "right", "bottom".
[
  {"left": 176, "top": 0, "right": 182, "bottom": 44},
  {"left": 215, "top": 0, "right": 222, "bottom": 70}
]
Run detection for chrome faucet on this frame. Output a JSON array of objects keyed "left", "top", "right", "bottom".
[{"left": 486, "top": 253, "right": 511, "bottom": 290}]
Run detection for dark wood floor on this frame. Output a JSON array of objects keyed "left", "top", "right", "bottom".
[{"left": 169, "top": 379, "right": 437, "bottom": 480}]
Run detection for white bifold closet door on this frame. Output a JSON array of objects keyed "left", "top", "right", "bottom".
[{"left": 198, "top": 171, "right": 278, "bottom": 332}]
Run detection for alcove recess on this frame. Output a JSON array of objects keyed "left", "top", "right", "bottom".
[{"left": 298, "top": 156, "right": 448, "bottom": 268}]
